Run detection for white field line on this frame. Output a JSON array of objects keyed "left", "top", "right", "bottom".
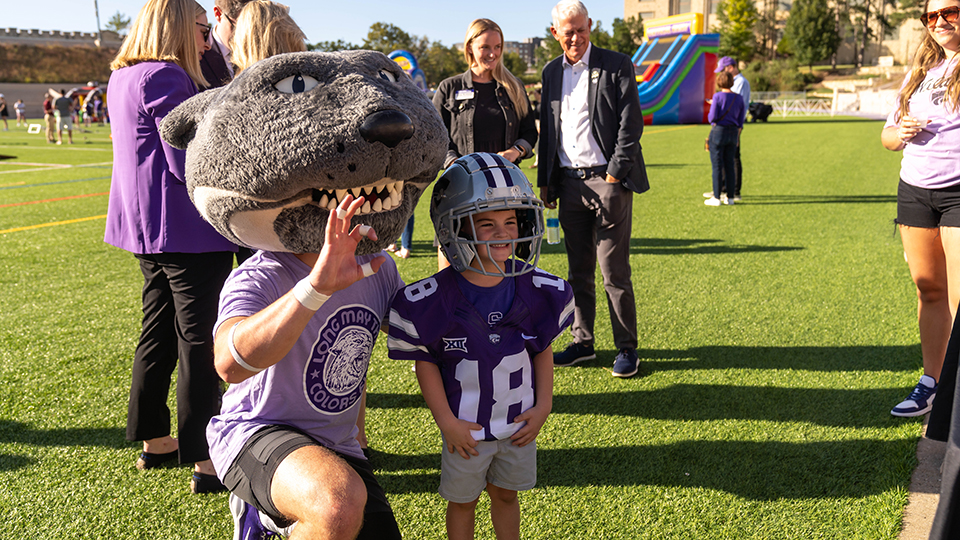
[{"left": 0, "top": 161, "right": 113, "bottom": 175}]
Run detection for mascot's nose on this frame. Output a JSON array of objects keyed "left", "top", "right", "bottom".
[{"left": 359, "top": 110, "right": 415, "bottom": 148}]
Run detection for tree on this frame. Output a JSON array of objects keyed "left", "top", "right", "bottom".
[
  {"left": 418, "top": 42, "right": 467, "bottom": 87},
  {"left": 534, "top": 26, "right": 563, "bottom": 71},
  {"left": 502, "top": 52, "right": 527, "bottom": 76},
  {"left": 783, "top": 0, "right": 840, "bottom": 68},
  {"left": 609, "top": 15, "right": 645, "bottom": 57},
  {"left": 105, "top": 11, "right": 130, "bottom": 36},
  {"left": 714, "top": 0, "right": 759, "bottom": 61},
  {"left": 307, "top": 40, "right": 360, "bottom": 52},
  {"left": 362, "top": 22, "right": 420, "bottom": 56}
]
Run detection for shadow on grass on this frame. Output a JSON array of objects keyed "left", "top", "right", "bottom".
[
  {"left": 745, "top": 194, "right": 896, "bottom": 206},
  {"left": 537, "top": 438, "right": 913, "bottom": 500},
  {"left": 552, "top": 386, "right": 906, "bottom": 428},
  {"left": 0, "top": 420, "right": 127, "bottom": 448},
  {"left": 633, "top": 344, "right": 919, "bottom": 372},
  {"left": 372, "top": 437, "right": 913, "bottom": 500},
  {"left": 628, "top": 237, "right": 804, "bottom": 255}
]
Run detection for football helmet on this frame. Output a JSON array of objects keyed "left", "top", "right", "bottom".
[{"left": 430, "top": 153, "right": 544, "bottom": 277}]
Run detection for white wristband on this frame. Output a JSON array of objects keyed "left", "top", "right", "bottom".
[
  {"left": 293, "top": 278, "right": 330, "bottom": 311},
  {"left": 228, "top": 322, "right": 265, "bottom": 373}
]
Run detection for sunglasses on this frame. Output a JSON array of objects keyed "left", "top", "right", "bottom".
[
  {"left": 196, "top": 21, "right": 211, "bottom": 42},
  {"left": 921, "top": 6, "right": 960, "bottom": 27}
]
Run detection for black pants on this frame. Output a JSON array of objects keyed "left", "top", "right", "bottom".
[{"left": 126, "top": 251, "right": 233, "bottom": 464}]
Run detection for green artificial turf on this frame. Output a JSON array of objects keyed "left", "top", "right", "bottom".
[{"left": 0, "top": 116, "right": 927, "bottom": 539}]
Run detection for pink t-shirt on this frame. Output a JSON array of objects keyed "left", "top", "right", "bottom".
[{"left": 885, "top": 59, "right": 960, "bottom": 189}]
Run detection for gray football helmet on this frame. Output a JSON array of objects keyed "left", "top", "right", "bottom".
[{"left": 430, "top": 152, "right": 544, "bottom": 277}]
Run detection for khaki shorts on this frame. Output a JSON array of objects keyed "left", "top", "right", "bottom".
[
  {"left": 57, "top": 114, "right": 72, "bottom": 131},
  {"left": 439, "top": 434, "right": 537, "bottom": 503}
]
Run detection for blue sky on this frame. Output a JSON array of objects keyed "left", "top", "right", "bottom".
[{"left": 6, "top": 0, "right": 627, "bottom": 48}]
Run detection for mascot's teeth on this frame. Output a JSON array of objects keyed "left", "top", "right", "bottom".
[{"left": 311, "top": 181, "right": 405, "bottom": 215}]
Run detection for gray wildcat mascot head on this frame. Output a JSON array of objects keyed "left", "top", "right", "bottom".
[{"left": 160, "top": 50, "right": 447, "bottom": 254}]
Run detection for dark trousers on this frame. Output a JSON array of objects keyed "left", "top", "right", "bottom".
[
  {"left": 126, "top": 251, "right": 233, "bottom": 464},
  {"left": 709, "top": 125, "right": 739, "bottom": 199},
  {"left": 558, "top": 174, "right": 638, "bottom": 350}
]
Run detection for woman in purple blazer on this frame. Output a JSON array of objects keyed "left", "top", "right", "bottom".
[{"left": 105, "top": 0, "right": 236, "bottom": 494}]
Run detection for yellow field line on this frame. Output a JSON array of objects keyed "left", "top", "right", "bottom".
[
  {"left": 645, "top": 125, "right": 700, "bottom": 135},
  {"left": 0, "top": 214, "right": 106, "bottom": 234}
]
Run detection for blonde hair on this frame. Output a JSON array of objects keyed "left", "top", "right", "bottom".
[
  {"left": 463, "top": 18, "right": 529, "bottom": 116},
  {"left": 110, "top": 0, "right": 208, "bottom": 88},
  {"left": 897, "top": 0, "right": 960, "bottom": 120},
  {"left": 230, "top": 0, "right": 306, "bottom": 74}
]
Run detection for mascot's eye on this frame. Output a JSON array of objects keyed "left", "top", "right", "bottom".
[
  {"left": 378, "top": 70, "right": 398, "bottom": 83},
  {"left": 275, "top": 74, "right": 320, "bottom": 94}
]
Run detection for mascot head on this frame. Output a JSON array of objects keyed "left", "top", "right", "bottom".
[{"left": 160, "top": 50, "right": 447, "bottom": 254}]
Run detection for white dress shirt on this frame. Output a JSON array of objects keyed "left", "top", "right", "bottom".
[
  {"left": 213, "top": 28, "right": 234, "bottom": 78},
  {"left": 558, "top": 43, "right": 606, "bottom": 170}
]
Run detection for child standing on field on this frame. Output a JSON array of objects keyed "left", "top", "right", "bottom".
[
  {"left": 14, "top": 100, "right": 25, "bottom": 127},
  {"left": 388, "top": 152, "right": 574, "bottom": 540}
]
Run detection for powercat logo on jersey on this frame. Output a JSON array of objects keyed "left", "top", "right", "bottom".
[
  {"left": 443, "top": 337, "right": 468, "bottom": 353},
  {"left": 303, "top": 304, "right": 380, "bottom": 415}
]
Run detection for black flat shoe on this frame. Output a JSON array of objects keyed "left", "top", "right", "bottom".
[
  {"left": 135, "top": 450, "right": 178, "bottom": 470},
  {"left": 190, "top": 472, "right": 226, "bottom": 494}
]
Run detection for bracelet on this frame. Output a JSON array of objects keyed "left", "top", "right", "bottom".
[
  {"left": 228, "top": 322, "right": 265, "bottom": 373},
  {"left": 293, "top": 277, "right": 330, "bottom": 311}
]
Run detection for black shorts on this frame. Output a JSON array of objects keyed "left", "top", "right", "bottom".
[
  {"left": 222, "top": 424, "right": 400, "bottom": 539},
  {"left": 897, "top": 179, "right": 960, "bottom": 228}
]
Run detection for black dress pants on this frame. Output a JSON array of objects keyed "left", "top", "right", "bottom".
[{"left": 126, "top": 251, "right": 233, "bottom": 464}]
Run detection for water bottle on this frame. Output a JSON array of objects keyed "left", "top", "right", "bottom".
[{"left": 545, "top": 207, "right": 561, "bottom": 245}]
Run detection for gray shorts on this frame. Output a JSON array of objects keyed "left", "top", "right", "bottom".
[{"left": 439, "top": 435, "right": 537, "bottom": 503}]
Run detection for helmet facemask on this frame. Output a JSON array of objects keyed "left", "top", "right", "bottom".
[{"left": 431, "top": 153, "right": 545, "bottom": 278}]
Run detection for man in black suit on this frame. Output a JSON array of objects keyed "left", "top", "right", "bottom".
[
  {"left": 200, "top": 0, "right": 253, "bottom": 90},
  {"left": 538, "top": 0, "right": 648, "bottom": 378}
]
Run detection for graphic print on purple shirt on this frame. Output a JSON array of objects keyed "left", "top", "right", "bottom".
[
  {"left": 388, "top": 264, "right": 574, "bottom": 442},
  {"left": 304, "top": 304, "right": 381, "bottom": 415}
]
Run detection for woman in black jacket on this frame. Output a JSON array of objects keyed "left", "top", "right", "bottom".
[{"left": 433, "top": 18, "right": 537, "bottom": 168}]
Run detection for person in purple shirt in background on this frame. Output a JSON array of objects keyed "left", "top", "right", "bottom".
[
  {"left": 104, "top": 0, "right": 237, "bottom": 494},
  {"left": 705, "top": 70, "right": 745, "bottom": 207}
]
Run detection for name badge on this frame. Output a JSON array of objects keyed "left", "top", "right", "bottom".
[{"left": 455, "top": 89, "right": 475, "bottom": 100}]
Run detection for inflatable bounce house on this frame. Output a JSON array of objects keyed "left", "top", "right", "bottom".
[
  {"left": 633, "top": 13, "right": 719, "bottom": 124},
  {"left": 389, "top": 50, "right": 428, "bottom": 91}
]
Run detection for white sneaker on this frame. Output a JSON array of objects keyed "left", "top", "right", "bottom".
[
  {"left": 733, "top": 195, "right": 742, "bottom": 202},
  {"left": 723, "top": 197, "right": 735, "bottom": 206},
  {"left": 703, "top": 191, "right": 714, "bottom": 198},
  {"left": 704, "top": 197, "right": 722, "bottom": 206}
]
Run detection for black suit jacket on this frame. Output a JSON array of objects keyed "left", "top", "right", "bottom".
[
  {"left": 200, "top": 44, "right": 233, "bottom": 89},
  {"left": 537, "top": 45, "right": 649, "bottom": 201}
]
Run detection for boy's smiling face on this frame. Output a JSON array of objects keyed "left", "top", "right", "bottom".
[{"left": 465, "top": 209, "right": 519, "bottom": 273}]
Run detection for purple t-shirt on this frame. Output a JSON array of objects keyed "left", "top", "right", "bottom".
[
  {"left": 387, "top": 264, "right": 574, "bottom": 441},
  {"left": 884, "top": 59, "right": 960, "bottom": 189},
  {"left": 207, "top": 250, "right": 402, "bottom": 478}
]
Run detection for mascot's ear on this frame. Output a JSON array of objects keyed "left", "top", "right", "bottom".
[{"left": 160, "top": 88, "right": 222, "bottom": 150}]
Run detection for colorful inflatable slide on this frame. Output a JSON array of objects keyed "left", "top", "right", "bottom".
[{"left": 633, "top": 13, "right": 719, "bottom": 124}]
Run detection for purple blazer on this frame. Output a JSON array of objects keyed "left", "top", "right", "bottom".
[{"left": 104, "top": 61, "right": 236, "bottom": 254}]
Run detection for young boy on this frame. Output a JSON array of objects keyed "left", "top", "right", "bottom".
[{"left": 388, "top": 153, "right": 574, "bottom": 539}]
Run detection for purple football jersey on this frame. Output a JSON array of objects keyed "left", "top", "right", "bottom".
[{"left": 388, "top": 264, "right": 574, "bottom": 441}]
